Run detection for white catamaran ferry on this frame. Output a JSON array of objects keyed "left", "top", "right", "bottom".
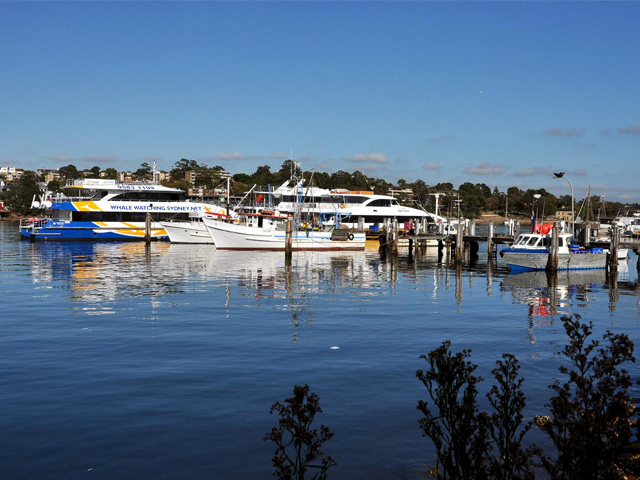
[
  {"left": 20, "top": 178, "right": 229, "bottom": 241},
  {"left": 252, "top": 179, "right": 450, "bottom": 232}
]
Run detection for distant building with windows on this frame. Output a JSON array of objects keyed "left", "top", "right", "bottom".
[
  {"left": 0, "top": 166, "right": 23, "bottom": 181},
  {"left": 555, "top": 208, "right": 572, "bottom": 222},
  {"left": 117, "top": 171, "right": 133, "bottom": 182},
  {"left": 388, "top": 187, "right": 413, "bottom": 197},
  {"left": 185, "top": 170, "right": 198, "bottom": 185},
  {"left": 43, "top": 170, "right": 61, "bottom": 183}
]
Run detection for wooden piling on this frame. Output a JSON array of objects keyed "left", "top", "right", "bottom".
[
  {"left": 145, "top": 213, "right": 151, "bottom": 243},
  {"left": 487, "top": 221, "right": 494, "bottom": 257},
  {"left": 455, "top": 222, "right": 463, "bottom": 262},
  {"left": 609, "top": 226, "right": 619, "bottom": 273},
  {"left": 546, "top": 223, "right": 559, "bottom": 271},
  {"left": 391, "top": 218, "right": 398, "bottom": 255},
  {"left": 285, "top": 218, "right": 293, "bottom": 263}
]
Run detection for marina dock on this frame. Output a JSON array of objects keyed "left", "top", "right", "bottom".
[{"left": 377, "top": 220, "right": 640, "bottom": 274}]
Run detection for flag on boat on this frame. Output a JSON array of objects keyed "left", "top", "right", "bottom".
[{"left": 530, "top": 207, "right": 536, "bottom": 233}]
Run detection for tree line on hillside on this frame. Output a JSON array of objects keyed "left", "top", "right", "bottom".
[{"left": 2, "top": 159, "right": 638, "bottom": 218}]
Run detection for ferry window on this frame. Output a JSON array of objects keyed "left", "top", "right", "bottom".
[
  {"left": 91, "top": 191, "right": 110, "bottom": 200},
  {"left": 368, "top": 199, "right": 391, "bottom": 207},
  {"left": 53, "top": 210, "right": 72, "bottom": 220},
  {"left": 116, "top": 192, "right": 187, "bottom": 201},
  {"left": 543, "top": 237, "right": 550, "bottom": 246}
]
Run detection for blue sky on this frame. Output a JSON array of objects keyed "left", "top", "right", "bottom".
[{"left": 1, "top": 2, "right": 639, "bottom": 201}]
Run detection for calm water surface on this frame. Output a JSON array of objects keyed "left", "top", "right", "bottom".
[{"left": 1, "top": 220, "right": 639, "bottom": 479}]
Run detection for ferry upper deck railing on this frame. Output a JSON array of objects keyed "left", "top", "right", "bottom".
[{"left": 19, "top": 217, "right": 47, "bottom": 231}]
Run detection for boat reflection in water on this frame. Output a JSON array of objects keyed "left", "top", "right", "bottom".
[
  {"left": 501, "top": 269, "right": 610, "bottom": 343},
  {"left": 25, "top": 241, "right": 373, "bottom": 327}
]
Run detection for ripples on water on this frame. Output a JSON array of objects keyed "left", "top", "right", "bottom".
[{"left": 1, "top": 221, "right": 639, "bottom": 479}]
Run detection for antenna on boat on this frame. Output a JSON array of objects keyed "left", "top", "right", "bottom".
[{"left": 153, "top": 158, "right": 157, "bottom": 185}]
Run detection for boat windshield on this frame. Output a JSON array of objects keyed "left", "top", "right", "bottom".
[{"left": 514, "top": 235, "right": 543, "bottom": 247}]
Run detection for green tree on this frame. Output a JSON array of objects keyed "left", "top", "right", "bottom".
[
  {"left": 276, "top": 159, "right": 303, "bottom": 183},
  {"left": 369, "top": 177, "right": 391, "bottom": 195},
  {"left": 232, "top": 173, "right": 250, "bottom": 184},
  {"left": 352, "top": 171, "right": 372, "bottom": 190},
  {"left": 102, "top": 168, "right": 118, "bottom": 179},
  {"left": 47, "top": 179, "right": 62, "bottom": 193},
  {"left": 506, "top": 187, "right": 524, "bottom": 215},
  {"left": 171, "top": 158, "right": 200, "bottom": 181},
  {"left": 458, "top": 182, "right": 487, "bottom": 219},
  {"left": 58, "top": 164, "right": 79, "bottom": 181},
  {"left": 134, "top": 162, "right": 152, "bottom": 181},
  {"left": 251, "top": 165, "right": 276, "bottom": 187},
  {"left": 411, "top": 179, "right": 430, "bottom": 205},
  {"left": 330, "top": 170, "right": 354, "bottom": 190},
  {"left": 3, "top": 171, "right": 42, "bottom": 214},
  {"left": 85, "top": 166, "right": 101, "bottom": 178}
]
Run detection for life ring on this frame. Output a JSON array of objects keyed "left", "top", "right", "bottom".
[
  {"left": 348, "top": 233, "right": 354, "bottom": 240},
  {"left": 340, "top": 203, "right": 346, "bottom": 209}
]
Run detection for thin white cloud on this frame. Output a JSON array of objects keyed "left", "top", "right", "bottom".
[
  {"left": 214, "top": 152, "right": 261, "bottom": 161},
  {"left": 572, "top": 168, "right": 587, "bottom": 176},
  {"left": 269, "top": 152, "right": 287, "bottom": 159},
  {"left": 618, "top": 124, "right": 640, "bottom": 135},
  {"left": 464, "top": 162, "right": 505, "bottom": 175},
  {"left": 543, "top": 128, "right": 586, "bottom": 137},
  {"left": 46, "top": 155, "right": 73, "bottom": 163},
  {"left": 81, "top": 155, "right": 118, "bottom": 164},
  {"left": 429, "top": 134, "right": 454, "bottom": 143},
  {"left": 576, "top": 143, "right": 597, "bottom": 150},
  {"left": 513, "top": 167, "right": 553, "bottom": 177},
  {"left": 346, "top": 153, "right": 388, "bottom": 164},
  {"left": 422, "top": 163, "right": 443, "bottom": 170},
  {"left": 359, "top": 164, "right": 380, "bottom": 173}
]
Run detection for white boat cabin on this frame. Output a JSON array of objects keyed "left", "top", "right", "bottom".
[{"left": 511, "top": 232, "right": 574, "bottom": 254}]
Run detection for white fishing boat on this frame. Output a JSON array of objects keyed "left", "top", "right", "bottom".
[
  {"left": 500, "top": 232, "right": 607, "bottom": 271},
  {"left": 202, "top": 212, "right": 366, "bottom": 251},
  {"left": 159, "top": 208, "right": 232, "bottom": 244},
  {"left": 160, "top": 218, "right": 214, "bottom": 244}
]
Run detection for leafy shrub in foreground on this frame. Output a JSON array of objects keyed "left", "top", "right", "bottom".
[
  {"left": 265, "top": 384, "right": 336, "bottom": 480},
  {"left": 416, "top": 341, "right": 492, "bottom": 479},
  {"left": 535, "top": 314, "right": 636, "bottom": 480}
]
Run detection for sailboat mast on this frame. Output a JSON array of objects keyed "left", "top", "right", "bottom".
[{"left": 226, "top": 176, "right": 230, "bottom": 217}]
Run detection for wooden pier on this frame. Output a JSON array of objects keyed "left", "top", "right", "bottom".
[{"left": 377, "top": 220, "right": 640, "bottom": 274}]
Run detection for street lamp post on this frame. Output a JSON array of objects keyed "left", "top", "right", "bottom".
[{"left": 553, "top": 172, "right": 574, "bottom": 238}]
